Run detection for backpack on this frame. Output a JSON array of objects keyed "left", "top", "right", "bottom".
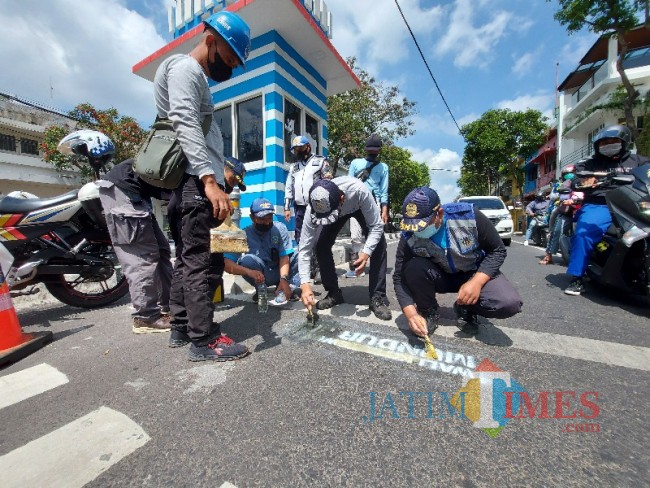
[{"left": 133, "top": 115, "right": 212, "bottom": 189}]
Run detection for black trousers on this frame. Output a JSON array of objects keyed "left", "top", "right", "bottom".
[
  {"left": 169, "top": 174, "right": 224, "bottom": 345},
  {"left": 293, "top": 204, "right": 307, "bottom": 245},
  {"left": 402, "top": 257, "right": 522, "bottom": 318},
  {"left": 317, "top": 210, "right": 387, "bottom": 301}
]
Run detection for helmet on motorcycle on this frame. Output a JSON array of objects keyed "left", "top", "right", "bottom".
[
  {"left": 58, "top": 130, "right": 115, "bottom": 169},
  {"left": 203, "top": 11, "right": 251, "bottom": 67},
  {"left": 535, "top": 190, "right": 545, "bottom": 201},
  {"left": 561, "top": 164, "right": 575, "bottom": 175},
  {"left": 593, "top": 124, "right": 632, "bottom": 155},
  {"left": 561, "top": 164, "right": 575, "bottom": 180}
]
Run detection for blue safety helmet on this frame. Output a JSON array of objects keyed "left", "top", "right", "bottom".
[{"left": 203, "top": 11, "right": 251, "bottom": 67}]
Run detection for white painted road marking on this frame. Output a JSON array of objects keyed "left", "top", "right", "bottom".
[
  {"left": 0, "top": 363, "right": 69, "bottom": 410},
  {"left": 0, "top": 406, "right": 151, "bottom": 488},
  {"left": 229, "top": 294, "right": 650, "bottom": 371}
]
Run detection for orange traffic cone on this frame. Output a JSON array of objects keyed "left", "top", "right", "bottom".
[{"left": 0, "top": 269, "right": 52, "bottom": 367}]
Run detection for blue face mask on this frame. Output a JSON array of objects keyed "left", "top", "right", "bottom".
[{"left": 414, "top": 221, "right": 442, "bottom": 239}]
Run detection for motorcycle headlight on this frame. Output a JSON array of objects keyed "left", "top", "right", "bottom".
[{"left": 638, "top": 201, "right": 650, "bottom": 216}]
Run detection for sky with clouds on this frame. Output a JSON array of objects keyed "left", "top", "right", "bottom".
[{"left": 0, "top": 0, "right": 598, "bottom": 203}]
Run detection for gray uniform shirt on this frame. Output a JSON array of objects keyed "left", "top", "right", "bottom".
[
  {"left": 153, "top": 54, "right": 224, "bottom": 185},
  {"left": 298, "top": 176, "right": 383, "bottom": 283}
]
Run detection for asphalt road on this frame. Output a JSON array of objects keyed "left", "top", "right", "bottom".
[{"left": 1, "top": 237, "right": 649, "bottom": 487}]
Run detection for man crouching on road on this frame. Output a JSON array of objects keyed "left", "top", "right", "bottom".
[
  {"left": 393, "top": 187, "right": 523, "bottom": 337},
  {"left": 223, "top": 198, "right": 300, "bottom": 306},
  {"left": 299, "top": 177, "right": 392, "bottom": 320}
]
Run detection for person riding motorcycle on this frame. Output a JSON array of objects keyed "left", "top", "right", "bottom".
[
  {"left": 564, "top": 124, "right": 650, "bottom": 295},
  {"left": 539, "top": 164, "right": 576, "bottom": 264},
  {"left": 524, "top": 190, "right": 549, "bottom": 246}
]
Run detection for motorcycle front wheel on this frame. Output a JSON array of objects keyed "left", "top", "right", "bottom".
[{"left": 44, "top": 243, "right": 129, "bottom": 309}]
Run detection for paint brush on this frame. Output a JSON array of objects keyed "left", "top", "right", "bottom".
[
  {"left": 307, "top": 305, "right": 317, "bottom": 328},
  {"left": 423, "top": 334, "right": 438, "bottom": 360}
]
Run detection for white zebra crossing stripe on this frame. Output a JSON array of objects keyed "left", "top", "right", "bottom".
[
  {"left": 0, "top": 406, "right": 150, "bottom": 488},
  {"left": 228, "top": 294, "right": 650, "bottom": 371},
  {"left": 0, "top": 363, "right": 69, "bottom": 410}
]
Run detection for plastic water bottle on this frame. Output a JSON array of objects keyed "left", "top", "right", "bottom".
[{"left": 257, "top": 283, "right": 268, "bottom": 313}]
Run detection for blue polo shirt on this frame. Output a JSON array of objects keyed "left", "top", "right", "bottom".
[{"left": 224, "top": 221, "right": 293, "bottom": 266}]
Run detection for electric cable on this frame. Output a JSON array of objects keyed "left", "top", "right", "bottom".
[{"left": 393, "top": 0, "right": 463, "bottom": 139}]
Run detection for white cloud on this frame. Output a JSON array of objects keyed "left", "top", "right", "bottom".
[
  {"left": 327, "top": 0, "right": 443, "bottom": 73},
  {"left": 559, "top": 34, "right": 598, "bottom": 71},
  {"left": 512, "top": 50, "right": 536, "bottom": 78},
  {"left": 496, "top": 91, "right": 555, "bottom": 120},
  {"left": 0, "top": 0, "right": 167, "bottom": 123},
  {"left": 407, "top": 146, "right": 462, "bottom": 203},
  {"left": 434, "top": 0, "right": 514, "bottom": 68}
]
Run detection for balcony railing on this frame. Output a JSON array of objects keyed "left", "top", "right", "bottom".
[
  {"left": 569, "top": 61, "right": 608, "bottom": 107},
  {"left": 562, "top": 142, "right": 593, "bottom": 167}
]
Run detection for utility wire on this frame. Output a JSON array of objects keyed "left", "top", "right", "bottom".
[{"left": 393, "top": 0, "right": 464, "bottom": 139}]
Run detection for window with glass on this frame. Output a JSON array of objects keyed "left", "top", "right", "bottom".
[
  {"left": 0, "top": 133, "right": 16, "bottom": 152},
  {"left": 214, "top": 106, "right": 233, "bottom": 158},
  {"left": 305, "top": 112, "right": 319, "bottom": 154},
  {"left": 20, "top": 138, "right": 39, "bottom": 155},
  {"left": 237, "top": 96, "right": 263, "bottom": 162},
  {"left": 284, "top": 99, "right": 302, "bottom": 162}
]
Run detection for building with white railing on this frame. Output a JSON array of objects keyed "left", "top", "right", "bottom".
[
  {"left": 557, "top": 25, "right": 650, "bottom": 170},
  {"left": 133, "top": 0, "right": 358, "bottom": 233},
  {"left": 0, "top": 93, "right": 79, "bottom": 198}
]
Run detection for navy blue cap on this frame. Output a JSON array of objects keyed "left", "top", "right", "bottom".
[
  {"left": 250, "top": 198, "right": 275, "bottom": 218},
  {"left": 224, "top": 157, "right": 246, "bottom": 191},
  {"left": 308, "top": 179, "right": 343, "bottom": 225},
  {"left": 365, "top": 134, "right": 383, "bottom": 152},
  {"left": 400, "top": 187, "right": 441, "bottom": 232}
]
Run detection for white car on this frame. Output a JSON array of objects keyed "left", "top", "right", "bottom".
[{"left": 458, "top": 196, "right": 514, "bottom": 246}]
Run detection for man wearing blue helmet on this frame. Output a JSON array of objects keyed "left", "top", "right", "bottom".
[{"left": 153, "top": 10, "right": 252, "bottom": 362}]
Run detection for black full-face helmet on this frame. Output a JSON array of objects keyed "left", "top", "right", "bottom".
[
  {"left": 593, "top": 124, "right": 632, "bottom": 155},
  {"left": 535, "top": 190, "right": 545, "bottom": 201}
]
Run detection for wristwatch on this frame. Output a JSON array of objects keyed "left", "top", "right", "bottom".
[{"left": 280, "top": 275, "right": 290, "bottom": 282}]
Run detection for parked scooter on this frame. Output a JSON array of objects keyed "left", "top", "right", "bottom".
[
  {"left": 0, "top": 132, "right": 129, "bottom": 308},
  {"left": 562, "top": 166, "right": 650, "bottom": 295}
]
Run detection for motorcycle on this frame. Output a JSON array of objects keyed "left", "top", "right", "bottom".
[
  {"left": 556, "top": 188, "right": 583, "bottom": 266},
  {"left": 561, "top": 165, "right": 650, "bottom": 295},
  {"left": 529, "top": 212, "right": 549, "bottom": 248},
  {"left": 0, "top": 180, "right": 129, "bottom": 308}
]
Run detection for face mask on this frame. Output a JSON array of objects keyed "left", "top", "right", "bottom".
[
  {"left": 599, "top": 143, "right": 622, "bottom": 157},
  {"left": 414, "top": 221, "right": 442, "bottom": 239},
  {"left": 254, "top": 223, "right": 273, "bottom": 233},
  {"left": 564, "top": 173, "right": 575, "bottom": 181},
  {"left": 295, "top": 149, "right": 310, "bottom": 161},
  {"left": 207, "top": 47, "right": 233, "bottom": 82},
  {"left": 224, "top": 182, "right": 234, "bottom": 194}
]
